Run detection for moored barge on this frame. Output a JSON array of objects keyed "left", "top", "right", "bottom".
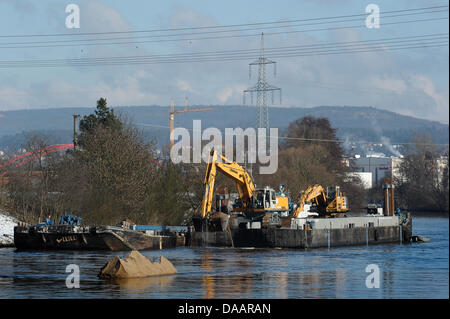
[
  {"left": 189, "top": 213, "right": 413, "bottom": 249},
  {"left": 14, "top": 220, "right": 188, "bottom": 251}
]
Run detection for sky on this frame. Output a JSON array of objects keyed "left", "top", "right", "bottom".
[{"left": 0, "top": 0, "right": 448, "bottom": 123}]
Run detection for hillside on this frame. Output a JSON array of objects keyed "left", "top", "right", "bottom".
[{"left": 0, "top": 105, "right": 448, "bottom": 154}]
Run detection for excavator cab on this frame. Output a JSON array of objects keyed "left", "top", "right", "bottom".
[
  {"left": 326, "top": 186, "right": 338, "bottom": 201},
  {"left": 251, "top": 187, "right": 289, "bottom": 213},
  {"left": 253, "top": 187, "right": 277, "bottom": 209},
  {"left": 326, "top": 185, "right": 349, "bottom": 215},
  {"left": 254, "top": 190, "right": 264, "bottom": 209}
]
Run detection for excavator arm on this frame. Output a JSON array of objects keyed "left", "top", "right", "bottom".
[{"left": 200, "top": 150, "right": 255, "bottom": 218}]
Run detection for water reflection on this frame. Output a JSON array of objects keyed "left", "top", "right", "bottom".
[
  {"left": 290, "top": 268, "right": 348, "bottom": 298},
  {"left": 201, "top": 252, "right": 215, "bottom": 299},
  {"left": 199, "top": 253, "right": 350, "bottom": 299},
  {"left": 335, "top": 268, "right": 346, "bottom": 298},
  {"left": 220, "top": 273, "right": 253, "bottom": 298},
  {"left": 382, "top": 262, "right": 395, "bottom": 298},
  {"left": 200, "top": 251, "right": 255, "bottom": 298},
  {"left": 274, "top": 272, "right": 288, "bottom": 298},
  {"left": 108, "top": 275, "right": 175, "bottom": 295},
  {"left": 0, "top": 277, "right": 13, "bottom": 289}
]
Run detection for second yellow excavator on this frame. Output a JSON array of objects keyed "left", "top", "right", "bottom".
[{"left": 293, "top": 184, "right": 349, "bottom": 218}]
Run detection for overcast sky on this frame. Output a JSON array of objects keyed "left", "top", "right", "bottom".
[{"left": 0, "top": 0, "right": 448, "bottom": 123}]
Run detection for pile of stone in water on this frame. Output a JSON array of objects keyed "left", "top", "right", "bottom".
[{"left": 98, "top": 250, "right": 177, "bottom": 279}]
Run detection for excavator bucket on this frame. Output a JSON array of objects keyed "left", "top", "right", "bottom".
[
  {"left": 192, "top": 212, "right": 230, "bottom": 232},
  {"left": 208, "top": 212, "right": 230, "bottom": 231}
]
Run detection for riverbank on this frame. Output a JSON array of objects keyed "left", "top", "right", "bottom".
[
  {"left": 410, "top": 211, "right": 449, "bottom": 217},
  {"left": 0, "top": 211, "right": 17, "bottom": 247}
]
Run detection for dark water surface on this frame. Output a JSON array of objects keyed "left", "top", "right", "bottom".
[{"left": 0, "top": 216, "right": 448, "bottom": 299}]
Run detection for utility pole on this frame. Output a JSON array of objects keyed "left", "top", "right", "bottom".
[
  {"left": 73, "top": 114, "right": 80, "bottom": 150},
  {"left": 243, "top": 32, "right": 281, "bottom": 139},
  {"left": 169, "top": 99, "right": 175, "bottom": 150}
]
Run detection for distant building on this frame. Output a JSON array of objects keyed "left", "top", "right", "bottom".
[
  {"left": 437, "top": 156, "right": 449, "bottom": 185},
  {"left": 391, "top": 157, "right": 404, "bottom": 182},
  {"left": 352, "top": 156, "right": 401, "bottom": 187}
]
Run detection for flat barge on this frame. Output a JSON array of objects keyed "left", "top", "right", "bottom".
[
  {"left": 14, "top": 224, "right": 188, "bottom": 251},
  {"left": 189, "top": 213, "right": 413, "bottom": 249}
]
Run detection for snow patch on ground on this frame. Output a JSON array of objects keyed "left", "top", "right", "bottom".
[{"left": 0, "top": 211, "right": 17, "bottom": 246}]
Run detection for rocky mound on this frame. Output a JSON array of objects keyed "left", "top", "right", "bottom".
[{"left": 98, "top": 250, "right": 177, "bottom": 279}]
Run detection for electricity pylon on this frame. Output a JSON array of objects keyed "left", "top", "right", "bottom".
[{"left": 243, "top": 33, "right": 281, "bottom": 137}]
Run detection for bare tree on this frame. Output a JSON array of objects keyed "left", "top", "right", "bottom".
[
  {"left": 5, "top": 132, "right": 62, "bottom": 223},
  {"left": 397, "top": 133, "right": 448, "bottom": 212}
]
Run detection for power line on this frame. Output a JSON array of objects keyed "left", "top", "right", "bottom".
[
  {"left": 1, "top": 43, "right": 446, "bottom": 68},
  {"left": 0, "top": 7, "right": 447, "bottom": 48},
  {"left": 3, "top": 33, "right": 447, "bottom": 62},
  {"left": 134, "top": 122, "right": 450, "bottom": 146},
  {"left": 1, "top": 59, "right": 443, "bottom": 97},
  {"left": 1, "top": 33, "right": 448, "bottom": 63},
  {"left": 0, "top": 13, "right": 447, "bottom": 49},
  {"left": 0, "top": 36, "right": 446, "bottom": 68},
  {"left": 1, "top": 4, "right": 447, "bottom": 39}
]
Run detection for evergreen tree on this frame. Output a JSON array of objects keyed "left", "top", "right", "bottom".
[{"left": 79, "top": 98, "right": 122, "bottom": 139}]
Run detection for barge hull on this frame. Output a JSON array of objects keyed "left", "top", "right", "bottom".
[
  {"left": 190, "top": 214, "right": 412, "bottom": 249},
  {"left": 14, "top": 225, "right": 181, "bottom": 251}
]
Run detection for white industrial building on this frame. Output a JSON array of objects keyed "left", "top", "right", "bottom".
[
  {"left": 349, "top": 154, "right": 448, "bottom": 189},
  {"left": 351, "top": 155, "right": 402, "bottom": 188}
]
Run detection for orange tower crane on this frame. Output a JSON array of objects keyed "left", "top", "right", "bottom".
[{"left": 169, "top": 98, "right": 212, "bottom": 149}]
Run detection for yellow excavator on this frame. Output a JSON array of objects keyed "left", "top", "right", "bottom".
[
  {"left": 293, "top": 184, "right": 349, "bottom": 218},
  {"left": 198, "top": 149, "right": 290, "bottom": 229}
]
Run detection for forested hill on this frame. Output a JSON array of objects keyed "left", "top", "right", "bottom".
[{"left": 0, "top": 105, "right": 448, "bottom": 152}]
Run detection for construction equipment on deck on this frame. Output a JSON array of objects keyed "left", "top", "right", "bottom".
[
  {"left": 198, "top": 149, "right": 290, "bottom": 229},
  {"left": 293, "top": 184, "right": 349, "bottom": 218}
]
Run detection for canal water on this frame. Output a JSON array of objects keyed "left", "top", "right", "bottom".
[{"left": 0, "top": 216, "right": 448, "bottom": 299}]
